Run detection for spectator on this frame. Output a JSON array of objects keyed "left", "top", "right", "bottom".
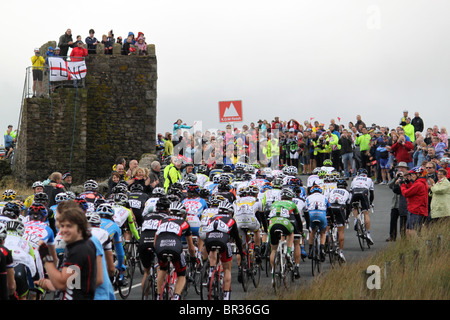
[
  {"left": 163, "top": 157, "right": 182, "bottom": 192},
  {"left": 126, "top": 159, "right": 139, "bottom": 179},
  {"left": 399, "top": 109, "right": 409, "bottom": 126},
  {"left": 61, "top": 172, "right": 73, "bottom": 192},
  {"left": 36, "top": 202, "right": 97, "bottom": 300},
  {"left": 107, "top": 30, "right": 115, "bottom": 46},
  {"left": 355, "top": 127, "right": 371, "bottom": 171},
  {"left": 58, "top": 29, "right": 75, "bottom": 57},
  {"left": 402, "top": 117, "right": 415, "bottom": 143},
  {"left": 101, "top": 34, "right": 113, "bottom": 55},
  {"left": 355, "top": 114, "right": 366, "bottom": 131},
  {"left": 107, "top": 171, "right": 122, "bottom": 197},
  {"left": 127, "top": 32, "right": 136, "bottom": 45},
  {"left": 431, "top": 136, "right": 446, "bottom": 159},
  {"left": 163, "top": 133, "right": 174, "bottom": 157},
  {"left": 85, "top": 29, "right": 98, "bottom": 54},
  {"left": 43, "top": 172, "right": 65, "bottom": 207},
  {"left": 44, "top": 46, "right": 54, "bottom": 65},
  {"left": 411, "top": 112, "right": 424, "bottom": 133},
  {"left": 135, "top": 33, "right": 147, "bottom": 56},
  {"left": 121, "top": 35, "right": 134, "bottom": 55},
  {"left": 4, "top": 126, "right": 15, "bottom": 159},
  {"left": 70, "top": 40, "right": 88, "bottom": 62},
  {"left": 339, "top": 129, "right": 354, "bottom": 179},
  {"left": 172, "top": 119, "right": 192, "bottom": 137},
  {"left": 149, "top": 161, "right": 162, "bottom": 188},
  {"left": 387, "top": 161, "right": 410, "bottom": 241},
  {"left": 31, "top": 48, "right": 45, "bottom": 98},
  {"left": 438, "top": 126, "right": 448, "bottom": 149},
  {"left": 116, "top": 36, "right": 123, "bottom": 45},
  {"left": 386, "top": 134, "right": 414, "bottom": 169},
  {"left": 439, "top": 157, "right": 450, "bottom": 178},
  {"left": 156, "top": 133, "right": 165, "bottom": 157},
  {"left": 127, "top": 167, "right": 151, "bottom": 193},
  {"left": 428, "top": 168, "right": 450, "bottom": 222},
  {"left": 401, "top": 168, "right": 429, "bottom": 236}
]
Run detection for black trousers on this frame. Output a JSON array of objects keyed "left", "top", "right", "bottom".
[{"left": 390, "top": 208, "right": 407, "bottom": 240}]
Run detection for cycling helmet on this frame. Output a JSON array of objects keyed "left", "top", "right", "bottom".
[
  {"left": 409, "top": 166, "right": 424, "bottom": 175},
  {"left": 318, "top": 170, "right": 327, "bottom": 178},
  {"left": 218, "top": 201, "right": 233, "bottom": 215},
  {"left": 84, "top": 179, "right": 99, "bottom": 191},
  {"left": 0, "top": 223, "right": 7, "bottom": 241},
  {"left": 323, "top": 159, "right": 333, "bottom": 166},
  {"left": 287, "top": 166, "right": 298, "bottom": 176},
  {"left": 86, "top": 211, "right": 102, "bottom": 226},
  {"left": 152, "top": 187, "right": 166, "bottom": 198},
  {"left": 263, "top": 167, "right": 273, "bottom": 176},
  {"left": 167, "top": 193, "right": 181, "bottom": 203},
  {"left": 242, "top": 173, "right": 252, "bottom": 181},
  {"left": 235, "top": 162, "right": 246, "bottom": 171},
  {"left": 65, "top": 191, "right": 76, "bottom": 200},
  {"left": 112, "top": 184, "right": 128, "bottom": 195},
  {"left": 6, "top": 219, "right": 25, "bottom": 236},
  {"left": 33, "top": 192, "right": 49, "bottom": 204},
  {"left": 199, "top": 188, "right": 210, "bottom": 199},
  {"left": 155, "top": 197, "right": 171, "bottom": 211},
  {"left": 245, "top": 165, "right": 255, "bottom": 174},
  {"left": 186, "top": 183, "right": 200, "bottom": 195},
  {"left": 185, "top": 173, "right": 198, "bottom": 184},
  {"left": 336, "top": 179, "right": 348, "bottom": 189},
  {"left": 169, "top": 202, "right": 186, "bottom": 216},
  {"left": 28, "top": 204, "right": 48, "bottom": 221},
  {"left": 55, "top": 192, "right": 70, "bottom": 203},
  {"left": 223, "top": 165, "right": 232, "bottom": 173},
  {"left": 289, "top": 177, "right": 301, "bottom": 186},
  {"left": 310, "top": 185, "right": 323, "bottom": 194},
  {"left": 280, "top": 188, "right": 295, "bottom": 200},
  {"left": 357, "top": 168, "right": 368, "bottom": 176},
  {"left": 197, "top": 165, "right": 208, "bottom": 174},
  {"left": 212, "top": 174, "right": 221, "bottom": 184},
  {"left": 219, "top": 174, "right": 231, "bottom": 185},
  {"left": 93, "top": 197, "right": 107, "bottom": 210},
  {"left": 96, "top": 203, "right": 115, "bottom": 217},
  {"left": 74, "top": 197, "right": 89, "bottom": 212},
  {"left": 32, "top": 181, "right": 44, "bottom": 189},
  {"left": 129, "top": 183, "right": 144, "bottom": 192},
  {"left": 312, "top": 167, "right": 322, "bottom": 175},
  {"left": 2, "top": 189, "right": 17, "bottom": 201},
  {"left": 237, "top": 186, "right": 249, "bottom": 197},
  {"left": 208, "top": 194, "right": 225, "bottom": 207},
  {"left": 272, "top": 177, "right": 283, "bottom": 188},
  {"left": 2, "top": 202, "right": 20, "bottom": 219},
  {"left": 255, "top": 169, "right": 265, "bottom": 178},
  {"left": 114, "top": 193, "right": 128, "bottom": 206},
  {"left": 247, "top": 185, "right": 259, "bottom": 196}
]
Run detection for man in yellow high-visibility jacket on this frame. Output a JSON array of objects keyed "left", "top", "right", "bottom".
[
  {"left": 31, "top": 48, "right": 46, "bottom": 97},
  {"left": 267, "top": 134, "right": 280, "bottom": 169},
  {"left": 164, "top": 157, "right": 182, "bottom": 192}
]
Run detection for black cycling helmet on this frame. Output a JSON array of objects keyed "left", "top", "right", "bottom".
[
  {"left": 2, "top": 202, "right": 20, "bottom": 219},
  {"left": 155, "top": 197, "right": 171, "bottom": 211},
  {"left": 129, "top": 183, "right": 144, "bottom": 192},
  {"left": 337, "top": 179, "right": 348, "bottom": 189}
]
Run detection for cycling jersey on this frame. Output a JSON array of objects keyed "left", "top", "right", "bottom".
[
  {"left": 90, "top": 236, "right": 115, "bottom": 300},
  {"left": 24, "top": 220, "right": 55, "bottom": 250},
  {"left": 143, "top": 197, "right": 160, "bottom": 216},
  {"left": 305, "top": 193, "right": 330, "bottom": 231},
  {"left": 195, "top": 173, "right": 210, "bottom": 187},
  {"left": 0, "top": 244, "right": 14, "bottom": 300},
  {"left": 139, "top": 212, "right": 167, "bottom": 269},
  {"left": 127, "top": 191, "right": 149, "bottom": 227},
  {"left": 199, "top": 207, "right": 219, "bottom": 240},
  {"left": 233, "top": 196, "right": 263, "bottom": 236},
  {"left": 112, "top": 204, "right": 139, "bottom": 240},
  {"left": 4, "top": 233, "right": 37, "bottom": 279},
  {"left": 262, "top": 188, "right": 282, "bottom": 211},
  {"left": 78, "top": 191, "right": 104, "bottom": 213},
  {"left": 100, "top": 217, "right": 125, "bottom": 269},
  {"left": 182, "top": 197, "right": 208, "bottom": 237},
  {"left": 267, "top": 200, "right": 297, "bottom": 245},
  {"left": 307, "top": 175, "right": 323, "bottom": 189}
]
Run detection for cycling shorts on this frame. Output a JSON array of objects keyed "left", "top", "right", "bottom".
[
  {"left": 328, "top": 204, "right": 346, "bottom": 227},
  {"left": 204, "top": 232, "right": 233, "bottom": 263},
  {"left": 351, "top": 188, "right": 370, "bottom": 211},
  {"left": 14, "top": 264, "right": 31, "bottom": 298},
  {"left": 154, "top": 235, "right": 187, "bottom": 276},
  {"left": 138, "top": 230, "right": 156, "bottom": 269},
  {"left": 268, "top": 217, "right": 294, "bottom": 245},
  {"left": 309, "top": 211, "right": 327, "bottom": 231}
]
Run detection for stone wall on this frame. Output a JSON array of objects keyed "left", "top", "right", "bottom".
[{"left": 14, "top": 42, "right": 157, "bottom": 185}]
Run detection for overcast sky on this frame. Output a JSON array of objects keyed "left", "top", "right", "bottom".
[{"left": 1, "top": 0, "right": 449, "bottom": 142}]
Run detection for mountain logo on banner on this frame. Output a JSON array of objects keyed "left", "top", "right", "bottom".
[{"left": 219, "top": 100, "right": 243, "bottom": 122}]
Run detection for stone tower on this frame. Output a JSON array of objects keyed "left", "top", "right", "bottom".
[{"left": 13, "top": 41, "right": 157, "bottom": 185}]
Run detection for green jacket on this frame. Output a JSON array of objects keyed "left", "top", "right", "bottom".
[
  {"left": 403, "top": 124, "right": 415, "bottom": 143},
  {"left": 430, "top": 178, "right": 450, "bottom": 219},
  {"left": 356, "top": 134, "right": 371, "bottom": 152},
  {"left": 163, "top": 163, "right": 181, "bottom": 192}
]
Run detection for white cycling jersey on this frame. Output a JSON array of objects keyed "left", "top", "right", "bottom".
[
  {"left": 350, "top": 176, "right": 374, "bottom": 191},
  {"left": 307, "top": 175, "right": 323, "bottom": 188},
  {"left": 328, "top": 188, "right": 351, "bottom": 205},
  {"left": 143, "top": 197, "right": 159, "bottom": 216},
  {"left": 5, "top": 233, "right": 37, "bottom": 277},
  {"left": 91, "top": 227, "right": 112, "bottom": 251},
  {"left": 113, "top": 205, "right": 132, "bottom": 228}
]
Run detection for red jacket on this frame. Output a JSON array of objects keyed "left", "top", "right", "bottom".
[
  {"left": 390, "top": 141, "right": 414, "bottom": 163},
  {"left": 70, "top": 47, "right": 88, "bottom": 61},
  {"left": 401, "top": 177, "right": 429, "bottom": 216}
]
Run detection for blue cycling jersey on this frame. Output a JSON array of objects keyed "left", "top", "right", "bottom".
[{"left": 100, "top": 218, "right": 125, "bottom": 267}]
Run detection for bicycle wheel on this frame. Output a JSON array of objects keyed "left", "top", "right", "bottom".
[
  {"left": 118, "top": 259, "right": 134, "bottom": 299},
  {"left": 199, "top": 260, "right": 210, "bottom": 300},
  {"left": 193, "top": 260, "right": 202, "bottom": 295},
  {"left": 252, "top": 260, "right": 261, "bottom": 288},
  {"left": 311, "top": 234, "right": 321, "bottom": 276},
  {"left": 273, "top": 251, "right": 282, "bottom": 293},
  {"left": 264, "top": 244, "right": 271, "bottom": 278},
  {"left": 326, "top": 232, "right": 337, "bottom": 266},
  {"left": 142, "top": 269, "right": 156, "bottom": 300},
  {"left": 241, "top": 252, "right": 250, "bottom": 292},
  {"left": 356, "top": 219, "right": 366, "bottom": 251},
  {"left": 209, "top": 268, "right": 223, "bottom": 300}
]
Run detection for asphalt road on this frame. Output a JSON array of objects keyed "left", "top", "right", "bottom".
[{"left": 115, "top": 181, "right": 394, "bottom": 301}]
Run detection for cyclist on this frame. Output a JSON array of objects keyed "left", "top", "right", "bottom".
[
  {"left": 213, "top": 174, "right": 236, "bottom": 203},
  {"left": 349, "top": 168, "right": 375, "bottom": 245},
  {"left": 111, "top": 193, "right": 140, "bottom": 242},
  {"left": 127, "top": 183, "right": 150, "bottom": 228},
  {"left": 306, "top": 168, "right": 324, "bottom": 195},
  {"left": 98, "top": 202, "right": 127, "bottom": 285},
  {"left": 0, "top": 202, "right": 21, "bottom": 225},
  {"left": 4, "top": 219, "right": 39, "bottom": 300},
  {"left": 143, "top": 187, "right": 166, "bottom": 216},
  {"left": 0, "top": 222, "right": 16, "bottom": 300},
  {"left": 24, "top": 181, "right": 45, "bottom": 209},
  {"left": 268, "top": 188, "right": 304, "bottom": 279},
  {"left": 203, "top": 201, "right": 245, "bottom": 300},
  {"left": 305, "top": 185, "right": 330, "bottom": 262},
  {"left": 23, "top": 204, "right": 57, "bottom": 299},
  {"left": 78, "top": 180, "right": 104, "bottom": 213},
  {"left": 138, "top": 196, "right": 170, "bottom": 298},
  {"left": 85, "top": 211, "right": 116, "bottom": 300},
  {"left": 233, "top": 185, "right": 266, "bottom": 281},
  {"left": 196, "top": 165, "right": 210, "bottom": 187},
  {"left": 0, "top": 190, "right": 20, "bottom": 215},
  {"left": 29, "top": 192, "right": 57, "bottom": 236},
  {"left": 49, "top": 192, "right": 70, "bottom": 217},
  {"left": 154, "top": 201, "right": 196, "bottom": 300},
  {"left": 327, "top": 179, "right": 351, "bottom": 262}
]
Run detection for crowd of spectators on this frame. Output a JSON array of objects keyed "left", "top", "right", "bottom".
[{"left": 56, "top": 28, "right": 149, "bottom": 58}]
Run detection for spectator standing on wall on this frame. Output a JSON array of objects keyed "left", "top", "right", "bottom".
[
  {"left": 31, "top": 48, "right": 45, "bottom": 98},
  {"left": 101, "top": 34, "right": 113, "bottom": 55},
  {"left": 58, "top": 29, "right": 75, "bottom": 57},
  {"left": 70, "top": 41, "right": 88, "bottom": 87},
  {"left": 4, "top": 126, "right": 15, "bottom": 159},
  {"left": 85, "top": 29, "right": 98, "bottom": 55},
  {"left": 411, "top": 112, "right": 424, "bottom": 133}
]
